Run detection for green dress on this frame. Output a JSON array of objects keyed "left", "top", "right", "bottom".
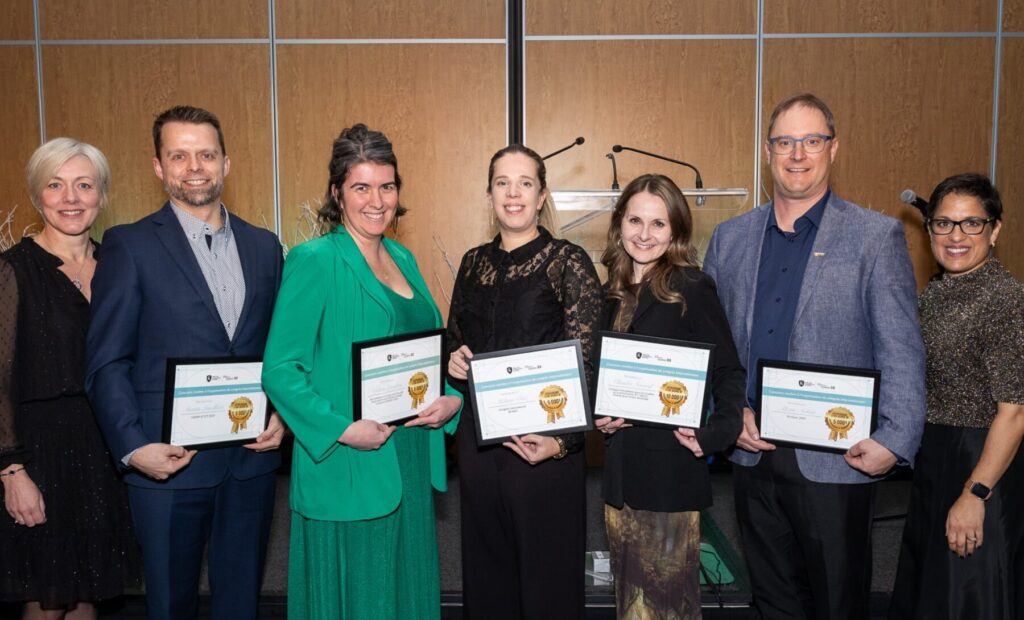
[{"left": 288, "top": 286, "right": 441, "bottom": 620}]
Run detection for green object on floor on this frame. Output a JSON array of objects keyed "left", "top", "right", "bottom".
[{"left": 698, "top": 542, "right": 735, "bottom": 585}]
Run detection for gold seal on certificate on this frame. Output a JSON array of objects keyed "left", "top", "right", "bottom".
[
  {"left": 227, "top": 396, "right": 254, "bottom": 433},
  {"left": 408, "top": 371, "right": 429, "bottom": 408},
  {"left": 163, "top": 357, "right": 269, "bottom": 450},
  {"left": 825, "top": 406, "right": 855, "bottom": 441},
  {"left": 659, "top": 380, "right": 688, "bottom": 416},
  {"left": 538, "top": 385, "right": 569, "bottom": 424}
]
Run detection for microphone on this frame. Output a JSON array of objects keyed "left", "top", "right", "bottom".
[
  {"left": 606, "top": 153, "right": 620, "bottom": 190},
  {"left": 900, "top": 189, "right": 928, "bottom": 215},
  {"left": 612, "top": 145, "right": 705, "bottom": 205},
  {"left": 543, "top": 136, "right": 585, "bottom": 160}
]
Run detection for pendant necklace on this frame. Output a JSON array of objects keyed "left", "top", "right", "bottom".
[
  {"left": 37, "top": 235, "right": 91, "bottom": 290},
  {"left": 70, "top": 260, "right": 87, "bottom": 290}
]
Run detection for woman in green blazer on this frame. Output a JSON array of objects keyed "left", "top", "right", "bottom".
[{"left": 262, "top": 124, "right": 461, "bottom": 620}]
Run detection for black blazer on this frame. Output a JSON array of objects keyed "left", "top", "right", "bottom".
[{"left": 601, "top": 267, "right": 745, "bottom": 512}]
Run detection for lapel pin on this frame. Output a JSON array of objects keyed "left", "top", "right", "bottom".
[{"left": 813, "top": 251, "right": 826, "bottom": 257}]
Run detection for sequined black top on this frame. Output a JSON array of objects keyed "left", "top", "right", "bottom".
[
  {"left": 920, "top": 259, "right": 1024, "bottom": 428},
  {"left": 446, "top": 227, "right": 603, "bottom": 450},
  {"left": 0, "top": 238, "right": 94, "bottom": 469}
]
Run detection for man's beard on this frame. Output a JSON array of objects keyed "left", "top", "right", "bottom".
[{"left": 166, "top": 178, "right": 224, "bottom": 208}]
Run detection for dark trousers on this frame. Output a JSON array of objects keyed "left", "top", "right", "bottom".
[
  {"left": 127, "top": 472, "right": 276, "bottom": 620},
  {"left": 734, "top": 448, "right": 875, "bottom": 620},
  {"left": 456, "top": 420, "right": 586, "bottom": 620}
]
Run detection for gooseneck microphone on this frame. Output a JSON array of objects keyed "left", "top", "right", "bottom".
[
  {"left": 612, "top": 145, "right": 705, "bottom": 204},
  {"left": 543, "top": 137, "right": 585, "bottom": 160},
  {"left": 900, "top": 189, "right": 929, "bottom": 216},
  {"left": 606, "top": 153, "right": 620, "bottom": 190}
]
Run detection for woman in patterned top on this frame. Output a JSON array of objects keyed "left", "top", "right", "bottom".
[
  {"left": 446, "top": 144, "right": 602, "bottom": 619},
  {"left": 890, "top": 173, "right": 1024, "bottom": 619}
]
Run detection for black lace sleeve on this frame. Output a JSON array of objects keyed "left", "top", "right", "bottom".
[
  {"left": 553, "top": 244, "right": 603, "bottom": 385},
  {"left": 550, "top": 244, "right": 603, "bottom": 453},
  {"left": 0, "top": 258, "right": 26, "bottom": 470},
  {"left": 445, "top": 247, "right": 477, "bottom": 393}
]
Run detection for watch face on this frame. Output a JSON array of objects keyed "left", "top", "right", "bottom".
[{"left": 971, "top": 482, "right": 992, "bottom": 500}]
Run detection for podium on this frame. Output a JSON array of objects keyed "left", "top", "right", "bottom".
[{"left": 551, "top": 188, "right": 750, "bottom": 233}]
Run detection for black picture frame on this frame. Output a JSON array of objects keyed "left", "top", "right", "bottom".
[
  {"left": 755, "top": 358, "right": 881, "bottom": 454},
  {"left": 351, "top": 328, "right": 446, "bottom": 426},
  {"left": 593, "top": 331, "right": 715, "bottom": 429},
  {"left": 467, "top": 339, "right": 593, "bottom": 446},
  {"left": 162, "top": 356, "right": 269, "bottom": 450}
]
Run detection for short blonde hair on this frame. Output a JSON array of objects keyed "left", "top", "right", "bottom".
[{"left": 26, "top": 137, "right": 111, "bottom": 212}]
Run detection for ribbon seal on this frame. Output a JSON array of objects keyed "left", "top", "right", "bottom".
[
  {"left": 538, "top": 385, "right": 568, "bottom": 424},
  {"left": 659, "top": 380, "right": 688, "bottom": 416},
  {"left": 825, "top": 406, "right": 855, "bottom": 440},
  {"left": 408, "top": 371, "right": 429, "bottom": 408},
  {"left": 228, "top": 396, "right": 254, "bottom": 433}
]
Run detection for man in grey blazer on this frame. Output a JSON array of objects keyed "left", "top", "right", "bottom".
[{"left": 703, "top": 93, "right": 926, "bottom": 619}]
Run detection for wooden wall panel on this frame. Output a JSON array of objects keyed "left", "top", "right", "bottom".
[
  {"left": 276, "top": 44, "right": 505, "bottom": 310},
  {"left": 276, "top": 0, "right": 504, "bottom": 39},
  {"left": 995, "top": 39, "right": 1024, "bottom": 279},
  {"left": 763, "top": 38, "right": 994, "bottom": 288},
  {"left": 526, "top": 0, "right": 757, "bottom": 36},
  {"left": 1, "top": 0, "right": 34, "bottom": 40},
  {"left": 764, "top": 0, "right": 997, "bottom": 33},
  {"left": 1006, "top": 0, "right": 1024, "bottom": 30},
  {"left": 42, "top": 45, "right": 274, "bottom": 233},
  {"left": 0, "top": 47, "right": 42, "bottom": 245},
  {"left": 525, "top": 40, "right": 757, "bottom": 265},
  {"left": 40, "top": 0, "right": 267, "bottom": 39}
]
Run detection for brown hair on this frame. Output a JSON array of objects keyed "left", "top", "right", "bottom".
[
  {"left": 766, "top": 93, "right": 836, "bottom": 138},
  {"left": 602, "top": 174, "right": 699, "bottom": 309},
  {"left": 486, "top": 144, "right": 558, "bottom": 235},
  {"left": 153, "top": 105, "right": 226, "bottom": 158},
  {"left": 319, "top": 123, "right": 406, "bottom": 229}
]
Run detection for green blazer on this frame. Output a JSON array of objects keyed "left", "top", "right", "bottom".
[{"left": 262, "top": 226, "right": 460, "bottom": 521}]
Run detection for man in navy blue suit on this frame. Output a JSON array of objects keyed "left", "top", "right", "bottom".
[{"left": 86, "top": 106, "right": 285, "bottom": 619}]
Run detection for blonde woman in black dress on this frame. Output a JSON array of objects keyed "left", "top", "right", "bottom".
[{"left": 0, "top": 139, "right": 135, "bottom": 619}]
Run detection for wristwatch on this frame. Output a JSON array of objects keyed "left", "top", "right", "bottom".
[
  {"left": 966, "top": 479, "right": 993, "bottom": 501},
  {"left": 552, "top": 436, "right": 568, "bottom": 460}
]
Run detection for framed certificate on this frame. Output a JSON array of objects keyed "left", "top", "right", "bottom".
[
  {"left": 755, "top": 359, "right": 880, "bottom": 453},
  {"left": 162, "top": 357, "right": 270, "bottom": 450},
  {"left": 593, "top": 331, "right": 714, "bottom": 429},
  {"left": 467, "top": 339, "right": 592, "bottom": 446},
  {"left": 352, "top": 329, "right": 445, "bottom": 425}
]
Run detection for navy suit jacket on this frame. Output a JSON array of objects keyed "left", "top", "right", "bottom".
[
  {"left": 703, "top": 193, "right": 926, "bottom": 484},
  {"left": 86, "top": 203, "right": 282, "bottom": 489}
]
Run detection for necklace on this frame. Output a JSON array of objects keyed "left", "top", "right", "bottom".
[
  {"left": 70, "top": 260, "right": 87, "bottom": 290},
  {"left": 34, "top": 235, "right": 92, "bottom": 290}
]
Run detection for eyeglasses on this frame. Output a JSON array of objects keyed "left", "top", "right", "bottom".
[
  {"left": 767, "top": 134, "right": 833, "bottom": 155},
  {"left": 926, "top": 217, "right": 996, "bottom": 235}
]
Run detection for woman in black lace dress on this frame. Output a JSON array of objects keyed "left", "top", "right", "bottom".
[
  {"left": 0, "top": 139, "right": 136, "bottom": 619},
  {"left": 446, "top": 145, "right": 602, "bottom": 619}
]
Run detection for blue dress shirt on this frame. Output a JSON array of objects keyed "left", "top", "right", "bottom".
[{"left": 746, "top": 190, "right": 830, "bottom": 407}]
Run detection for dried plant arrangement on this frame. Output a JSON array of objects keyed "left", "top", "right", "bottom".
[
  {"left": 0, "top": 206, "right": 39, "bottom": 252},
  {"left": 431, "top": 234, "right": 459, "bottom": 304}
]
